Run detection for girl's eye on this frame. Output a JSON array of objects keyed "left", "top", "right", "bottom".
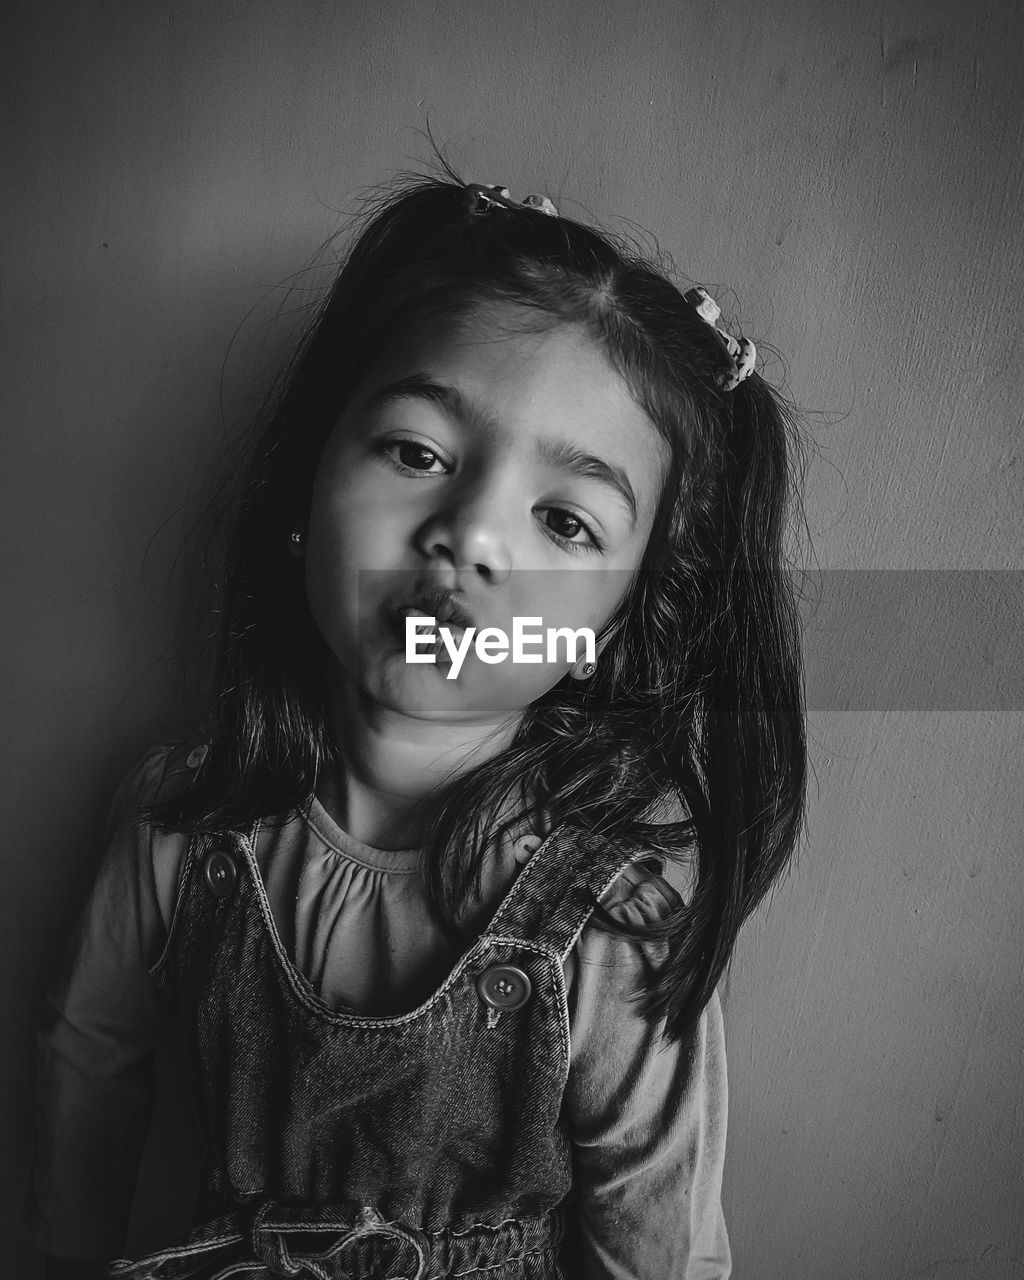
[
  {"left": 381, "top": 440, "right": 449, "bottom": 475},
  {"left": 541, "top": 507, "right": 602, "bottom": 553}
]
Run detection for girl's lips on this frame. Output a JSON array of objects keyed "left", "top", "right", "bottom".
[
  {"left": 399, "top": 607, "right": 466, "bottom": 635},
  {"left": 391, "top": 590, "right": 476, "bottom": 632},
  {"left": 395, "top": 609, "right": 464, "bottom": 660},
  {"left": 383, "top": 600, "right": 472, "bottom": 662},
  {"left": 399, "top": 606, "right": 466, "bottom": 634}
]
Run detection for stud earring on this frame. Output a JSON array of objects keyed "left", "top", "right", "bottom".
[
  {"left": 570, "top": 659, "right": 597, "bottom": 680},
  {"left": 288, "top": 528, "right": 305, "bottom": 557}
]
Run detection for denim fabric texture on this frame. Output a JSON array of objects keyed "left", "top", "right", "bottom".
[{"left": 107, "top": 817, "right": 659, "bottom": 1279}]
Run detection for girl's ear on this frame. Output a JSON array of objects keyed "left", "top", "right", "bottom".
[
  {"left": 569, "top": 656, "right": 598, "bottom": 680},
  {"left": 288, "top": 528, "right": 306, "bottom": 559},
  {"left": 568, "top": 622, "right": 617, "bottom": 680}
]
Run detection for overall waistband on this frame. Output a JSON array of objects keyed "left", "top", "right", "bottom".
[{"left": 106, "top": 1199, "right": 568, "bottom": 1279}]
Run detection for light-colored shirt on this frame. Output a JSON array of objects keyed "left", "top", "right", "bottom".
[{"left": 29, "top": 744, "right": 731, "bottom": 1278}]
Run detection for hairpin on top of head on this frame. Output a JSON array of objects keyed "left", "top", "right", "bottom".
[
  {"left": 683, "top": 286, "right": 756, "bottom": 391},
  {"left": 465, "top": 182, "right": 559, "bottom": 218}
]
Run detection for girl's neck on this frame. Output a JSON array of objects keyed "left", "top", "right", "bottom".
[{"left": 319, "top": 683, "right": 519, "bottom": 850}]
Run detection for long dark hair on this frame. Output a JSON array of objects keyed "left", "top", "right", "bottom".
[{"left": 152, "top": 174, "right": 808, "bottom": 1044}]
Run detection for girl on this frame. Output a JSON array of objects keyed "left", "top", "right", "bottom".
[{"left": 31, "top": 175, "right": 807, "bottom": 1279}]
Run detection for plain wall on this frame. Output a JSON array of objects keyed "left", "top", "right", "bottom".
[{"left": 4, "top": 2, "right": 1022, "bottom": 1276}]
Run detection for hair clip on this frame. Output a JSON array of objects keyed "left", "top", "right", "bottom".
[
  {"left": 519, "top": 192, "right": 559, "bottom": 216},
  {"left": 465, "top": 183, "right": 559, "bottom": 218},
  {"left": 683, "top": 286, "right": 756, "bottom": 390}
]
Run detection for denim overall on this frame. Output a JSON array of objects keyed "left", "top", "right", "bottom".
[{"left": 107, "top": 820, "right": 651, "bottom": 1280}]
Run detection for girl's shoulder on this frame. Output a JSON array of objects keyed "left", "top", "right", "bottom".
[
  {"left": 601, "top": 851, "right": 696, "bottom": 924},
  {"left": 106, "top": 741, "right": 209, "bottom": 928},
  {"left": 534, "top": 788, "right": 695, "bottom": 930},
  {"left": 108, "top": 740, "right": 207, "bottom": 827},
  {"left": 592, "top": 789, "right": 697, "bottom": 925},
  {"left": 568, "top": 841, "right": 696, "bottom": 1007}
]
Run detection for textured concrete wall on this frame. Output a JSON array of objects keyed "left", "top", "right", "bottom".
[{"left": 5, "top": 2, "right": 1022, "bottom": 1275}]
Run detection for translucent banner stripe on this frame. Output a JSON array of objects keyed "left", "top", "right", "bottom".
[
  {"left": 353, "top": 570, "right": 1024, "bottom": 712},
  {"left": 798, "top": 571, "right": 1024, "bottom": 711}
]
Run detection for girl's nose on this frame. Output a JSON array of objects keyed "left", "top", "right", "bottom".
[{"left": 415, "top": 488, "right": 513, "bottom": 583}]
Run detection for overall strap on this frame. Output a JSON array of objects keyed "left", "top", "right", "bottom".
[
  {"left": 484, "top": 826, "right": 655, "bottom": 964},
  {"left": 148, "top": 824, "right": 259, "bottom": 995}
]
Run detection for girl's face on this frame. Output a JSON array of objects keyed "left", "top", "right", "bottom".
[{"left": 304, "top": 303, "right": 670, "bottom": 724}]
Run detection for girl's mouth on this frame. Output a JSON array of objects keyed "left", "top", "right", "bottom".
[
  {"left": 390, "top": 590, "right": 476, "bottom": 632},
  {"left": 384, "top": 591, "right": 476, "bottom": 660},
  {"left": 395, "top": 607, "right": 466, "bottom": 658}
]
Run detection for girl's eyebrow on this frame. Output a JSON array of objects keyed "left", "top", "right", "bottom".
[
  {"left": 533, "top": 438, "right": 638, "bottom": 529},
  {"left": 366, "top": 374, "right": 638, "bottom": 529},
  {"left": 365, "top": 375, "right": 496, "bottom": 433}
]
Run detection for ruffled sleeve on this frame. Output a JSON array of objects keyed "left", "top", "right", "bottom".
[
  {"left": 27, "top": 744, "right": 189, "bottom": 1261},
  {"left": 565, "top": 859, "right": 731, "bottom": 1279}
]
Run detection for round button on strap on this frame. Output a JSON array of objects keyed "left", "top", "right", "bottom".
[
  {"left": 203, "top": 848, "right": 237, "bottom": 899},
  {"left": 476, "top": 964, "right": 532, "bottom": 1012}
]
